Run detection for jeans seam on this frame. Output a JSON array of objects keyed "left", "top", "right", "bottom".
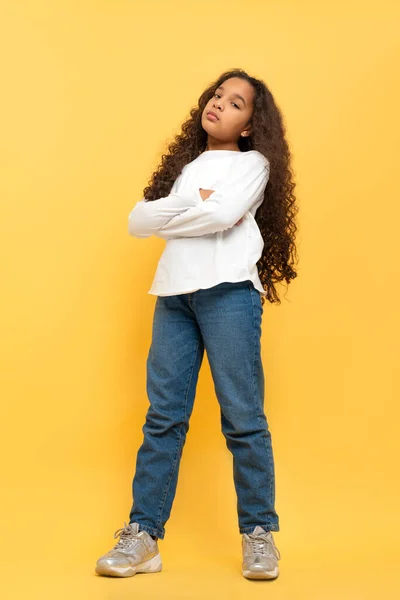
[
  {"left": 248, "top": 282, "right": 262, "bottom": 429},
  {"left": 247, "top": 281, "right": 276, "bottom": 518},
  {"left": 154, "top": 335, "right": 201, "bottom": 530}
]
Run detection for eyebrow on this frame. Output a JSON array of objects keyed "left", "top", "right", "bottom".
[{"left": 216, "top": 85, "right": 247, "bottom": 107}]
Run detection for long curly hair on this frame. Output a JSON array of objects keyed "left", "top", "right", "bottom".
[{"left": 142, "top": 68, "right": 299, "bottom": 306}]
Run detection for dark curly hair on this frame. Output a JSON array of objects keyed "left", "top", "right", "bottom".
[{"left": 142, "top": 68, "right": 299, "bottom": 306}]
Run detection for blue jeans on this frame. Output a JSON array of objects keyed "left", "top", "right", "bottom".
[{"left": 129, "top": 280, "right": 280, "bottom": 539}]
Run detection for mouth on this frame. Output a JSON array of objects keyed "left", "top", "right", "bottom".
[{"left": 207, "top": 111, "right": 219, "bottom": 121}]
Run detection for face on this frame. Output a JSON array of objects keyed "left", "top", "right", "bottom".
[{"left": 201, "top": 77, "right": 255, "bottom": 148}]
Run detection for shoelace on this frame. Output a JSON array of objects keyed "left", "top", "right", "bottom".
[
  {"left": 247, "top": 534, "right": 281, "bottom": 560},
  {"left": 112, "top": 521, "right": 140, "bottom": 551}
]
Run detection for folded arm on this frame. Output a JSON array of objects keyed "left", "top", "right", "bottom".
[
  {"left": 154, "top": 152, "right": 270, "bottom": 239},
  {"left": 128, "top": 184, "right": 201, "bottom": 238}
]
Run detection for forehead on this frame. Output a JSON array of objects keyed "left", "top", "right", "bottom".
[{"left": 215, "top": 78, "right": 254, "bottom": 106}]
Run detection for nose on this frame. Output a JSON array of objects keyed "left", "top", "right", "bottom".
[{"left": 213, "top": 99, "right": 223, "bottom": 112}]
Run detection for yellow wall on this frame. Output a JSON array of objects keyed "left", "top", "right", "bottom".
[{"left": 1, "top": 1, "right": 399, "bottom": 597}]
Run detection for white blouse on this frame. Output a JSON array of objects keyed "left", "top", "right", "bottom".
[{"left": 128, "top": 149, "right": 270, "bottom": 297}]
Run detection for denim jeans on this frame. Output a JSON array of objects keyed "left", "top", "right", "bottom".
[{"left": 129, "top": 280, "right": 280, "bottom": 539}]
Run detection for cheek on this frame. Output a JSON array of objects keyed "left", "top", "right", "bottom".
[{"left": 223, "top": 114, "right": 240, "bottom": 130}]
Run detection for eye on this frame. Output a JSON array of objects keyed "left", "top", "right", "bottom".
[{"left": 214, "top": 93, "right": 240, "bottom": 109}]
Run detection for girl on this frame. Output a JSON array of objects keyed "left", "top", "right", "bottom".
[{"left": 95, "top": 68, "right": 298, "bottom": 580}]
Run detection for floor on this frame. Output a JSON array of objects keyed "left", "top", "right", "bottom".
[{"left": 3, "top": 538, "right": 398, "bottom": 599}]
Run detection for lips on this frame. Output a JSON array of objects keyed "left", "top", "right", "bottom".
[{"left": 207, "top": 111, "right": 219, "bottom": 120}]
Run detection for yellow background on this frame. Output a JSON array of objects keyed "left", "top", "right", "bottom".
[{"left": 1, "top": 1, "right": 399, "bottom": 598}]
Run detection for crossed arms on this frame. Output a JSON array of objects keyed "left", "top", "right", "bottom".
[{"left": 128, "top": 152, "right": 269, "bottom": 239}]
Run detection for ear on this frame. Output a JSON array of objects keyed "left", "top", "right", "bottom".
[{"left": 241, "top": 124, "right": 253, "bottom": 137}]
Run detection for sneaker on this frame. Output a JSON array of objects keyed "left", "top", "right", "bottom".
[
  {"left": 95, "top": 521, "right": 162, "bottom": 577},
  {"left": 242, "top": 526, "right": 281, "bottom": 579}
]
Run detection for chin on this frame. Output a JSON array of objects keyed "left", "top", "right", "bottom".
[{"left": 201, "top": 121, "right": 212, "bottom": 134}]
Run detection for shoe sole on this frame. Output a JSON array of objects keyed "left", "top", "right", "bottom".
[
  {"left": 95, "top": 552, "right": 162, "bottom": 577},
  {"left": 242, "top": 566, "right": 279, "bottom": 579}
]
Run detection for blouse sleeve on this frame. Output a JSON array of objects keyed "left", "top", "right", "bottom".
[
  {"left": 127, "top": 174, "right": 200, "bottom": 238},
  {"left": 153, "top": 152, "right": 269, "bottom": 239}
]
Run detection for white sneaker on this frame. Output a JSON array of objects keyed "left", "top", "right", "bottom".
[
  {"left": 242, "top": 526, "right": 281, "bottom": 579},
  {"left": 95, "top": 521, "right": 162, "bottom": 577}
]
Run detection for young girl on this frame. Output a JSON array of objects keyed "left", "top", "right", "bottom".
[{"left": 95, "top": 68, "right": 298, "bottom": 580}]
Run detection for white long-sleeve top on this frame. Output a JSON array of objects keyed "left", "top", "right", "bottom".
[{"left": 128, "top": 149, "right": 270, "bottom": 297}]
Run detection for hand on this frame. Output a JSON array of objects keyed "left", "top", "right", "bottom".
[
  {"left": 200, "top": 188, "right": 244, "bottom": 226},
  {"left": 199, "top": 188, "right": 215, "bottom": 201}
]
